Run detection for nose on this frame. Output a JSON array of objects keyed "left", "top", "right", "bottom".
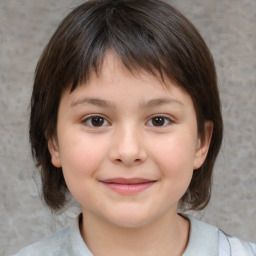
[{"left": 109, "top": 125, "right": 147, "bottom": 167}]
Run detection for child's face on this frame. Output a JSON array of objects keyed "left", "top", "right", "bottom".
[{"left": 49, "top": 52, "right": 211, "bottom": 228}]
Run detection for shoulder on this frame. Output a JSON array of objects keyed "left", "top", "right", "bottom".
[
  {"left": 183, "top": 214, "right": 256, "bottom": 256},
  {"left": 12, "top": 214, "right": 93, "bottom": 256},
  {"left": 219, "top": 230, "right": 256, "bottom": 256},
  {"left": 12, "top": 227, "right": 72, "bottom": 256}
]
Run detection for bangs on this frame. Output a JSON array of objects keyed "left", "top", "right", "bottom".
[
  {"left": 43, "top": 0, "right": 200, "bottom": 93},
  {"left": 67, "top": 5, "right": 171, "bottom": 91}
]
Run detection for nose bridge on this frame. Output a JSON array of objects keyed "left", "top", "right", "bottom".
[{"left": 109, "top": 122, "right": 147, "bottom": 166}]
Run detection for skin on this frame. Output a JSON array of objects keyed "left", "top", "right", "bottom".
[{"left": 48, "top": 52, "right": 213, "bottom": 256}]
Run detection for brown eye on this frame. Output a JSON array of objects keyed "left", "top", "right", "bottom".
[
  {"left": 147, "top": 116, "right": 172, "bottom": 127},
  {"left": 83, "top": 116, "right": 109, "bottom": 127},
  {"left": 152, "top": 117, "right": 165, "bottom": 126},
  {"left": 91, "top": 116, "right": 104, "bottom": 126}
]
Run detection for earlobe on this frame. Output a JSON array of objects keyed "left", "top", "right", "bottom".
[
  {"left": 48, "top": 139, "right": 62, "bottom": 168},
  {"left": 193, "top": 121, "right": 213, "bottom": 170}
]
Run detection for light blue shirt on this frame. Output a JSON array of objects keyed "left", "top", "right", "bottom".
[{"left": 13, "top": 214, "right": 256, "bottom": 256}]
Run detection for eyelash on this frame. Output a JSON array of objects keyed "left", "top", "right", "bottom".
[
  {"left": 81, "top": 114, "right": 173, "bottom": 128},
  {"left": 81, "top": 114, "right": 110, "bottom": 127},
  {"left": 147, "top": 115, "right": 173, "bottom": 127}
]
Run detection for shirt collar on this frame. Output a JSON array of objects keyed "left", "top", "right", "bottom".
[
  {"left": 182, "top": 214, "right": 219, "bottom": 256},
  {"left": 70, "top": 213, "right": 219, "bottom": 256}
]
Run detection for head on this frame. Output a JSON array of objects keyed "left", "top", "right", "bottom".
[{"left": 30, "top": 0, "right": 223, "bottom": 212}]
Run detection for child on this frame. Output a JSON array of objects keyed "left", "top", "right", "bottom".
[{"left": 13, "top": 0, "right": 256, "bottom": 255}]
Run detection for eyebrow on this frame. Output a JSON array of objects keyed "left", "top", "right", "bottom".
[
  {"left": 140, "top": 98, "right": 184, "bottom": 108},
  {"left": 71, "top": 98, "right": 115, "bottom": 108},
  {"left": 70, "top": 97, "right": 183, "bottom": 108}
]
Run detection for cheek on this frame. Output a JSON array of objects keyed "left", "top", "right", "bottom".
[
  {"left": 149, "top": 133, "right": 196, "bottom": 183},
  {"left": 58, "top": 133, "right": 108, "bottom": 188}
]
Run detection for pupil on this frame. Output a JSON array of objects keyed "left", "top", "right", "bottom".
[
  {"left": 153, "top": 117, "right": 164, "bottom": 126},
  {"left": 92, "top": 117, "right": 104, "bottom": 126}
]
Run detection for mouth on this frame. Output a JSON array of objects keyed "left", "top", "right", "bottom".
[{"left": 99, "top": 178, "right": 157, "bottom": 195}]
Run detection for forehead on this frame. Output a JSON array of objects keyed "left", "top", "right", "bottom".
[
  {"left": 61, "top": 52, "right": 194, "bottom": 111},
  {"left": 73, "top": 51, "right": 184, "bottom": 94},
  {"left": 85, "top": 51, "right": 164, "bottom": 87}
]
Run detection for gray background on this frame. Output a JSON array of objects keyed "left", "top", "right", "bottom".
[{"left": 0, "top": 0, "right": 255, "bottom": 255}]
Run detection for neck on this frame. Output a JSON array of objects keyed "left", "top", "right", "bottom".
[{"left": 80, "top": 209, "right": 190, "bottom": 256}]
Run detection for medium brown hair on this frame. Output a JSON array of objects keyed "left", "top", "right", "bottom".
[{"left": 30, "top": 0, "right": 223, "bottom": 211}]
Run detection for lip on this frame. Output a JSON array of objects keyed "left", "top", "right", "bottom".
[{"left": 99, "top": 178, "right": 156, "bottom": 195}]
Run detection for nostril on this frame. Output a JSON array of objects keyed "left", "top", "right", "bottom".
[{"left": 114, "top": 158, "right": 142, "bottom": 165}]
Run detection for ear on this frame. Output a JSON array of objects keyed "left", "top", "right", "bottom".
[
  {"left": 193, "top": 121, "right": 213, "bottom": 170},
  {"left": 48, "top": 138, "right": 62, "bottom": 168}
]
